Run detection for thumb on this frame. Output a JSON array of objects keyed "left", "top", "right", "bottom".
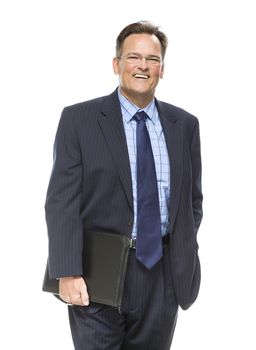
[{"left": 80, "top": 279, "right": 89, "bottom": 306}]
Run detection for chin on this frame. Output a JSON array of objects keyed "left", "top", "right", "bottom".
[
  {"left": 121, "top": 86, "right": 154, "bottom": 103},
  {"left": 131, "top": 85, "right": 152, "bottom": 95}
]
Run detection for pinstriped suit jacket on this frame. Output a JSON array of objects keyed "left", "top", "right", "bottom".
[{"left": 45, "top": 88, "right": 203, "bottom": 310}]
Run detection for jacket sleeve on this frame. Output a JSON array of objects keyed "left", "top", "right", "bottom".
[
  {"left": 190, "top": 118, "right": 203, "bottom": 233},
  {"left": 45, "top": 107, "right": 84, "bottom": 279}
]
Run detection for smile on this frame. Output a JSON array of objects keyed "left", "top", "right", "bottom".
[{"left": 133, "top": 74, "right": 150, "bottom": 79}]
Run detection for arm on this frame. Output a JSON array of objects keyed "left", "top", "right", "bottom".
[
  {"left": 190, "top": 118, "right": 203, "bottom": 233},
  {"left": 45, "top": 107, "right": 83, "bottom": 278},
  {"left": 45, "top": 108, "right": 89, "bottom": 305}
]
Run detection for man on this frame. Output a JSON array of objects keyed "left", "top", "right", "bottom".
[{"left": 45, "top": 21, "right": 203, "bottom": 350}]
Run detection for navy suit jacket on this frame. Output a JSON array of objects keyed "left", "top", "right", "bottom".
[{"left": 45, "top": 89, "right": 203, "bottom": 310}]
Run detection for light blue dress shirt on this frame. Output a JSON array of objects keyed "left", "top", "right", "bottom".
[{"left": 118, "top": 90, "right": 170, "bottom": 238}]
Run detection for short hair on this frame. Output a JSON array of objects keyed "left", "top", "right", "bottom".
[{"left": 115, "top": 21, "right": 168, "bottom": 60}]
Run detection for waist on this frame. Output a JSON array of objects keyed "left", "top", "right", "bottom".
[{"left": 129, "top": 234, "right": 170, "bottom": 250}]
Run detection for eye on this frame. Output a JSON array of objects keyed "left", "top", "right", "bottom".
[
  {"left": 147, "top": 57, "right": 161, "bottom": 65},
  {"left": 126, "top": 55, "right": 140, "bottom": 62}
]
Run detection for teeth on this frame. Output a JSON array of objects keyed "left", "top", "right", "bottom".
[{"left": 134, "top": 74, "right": 149, "bottom": 79}]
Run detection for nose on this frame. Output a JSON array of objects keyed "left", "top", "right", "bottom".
[{"left": 137, "top": 57, "right": 149, "bottom": 70}]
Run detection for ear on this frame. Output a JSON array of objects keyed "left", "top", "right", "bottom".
[
  {"left": 160, "top": 63, "right": 164, "bottom": 79},
  {"left": 112, "top": 57, "right": 120, "bottom": 75}
]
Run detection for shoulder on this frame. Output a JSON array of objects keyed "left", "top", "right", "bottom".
[
  {"left": 156, "top": 100, "right": 200, "bottom": 145},
  {"left": 157, "top": 99, "right": 199, "bottom": 135},
  {"left": 58, "top": 92, "right": 117, "bottom": 131},
  {"left": 157, "top": 100, "right": 198, "bottom": 124},
  {"left": 60, "top": 89, "right": 119, "bottom": 123},
  {"left": 62, "top": 95, "right": 108, "bottom": 116}
]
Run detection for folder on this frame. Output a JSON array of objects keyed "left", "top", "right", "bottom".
[{"left": 42, "top": 231, "right": 130, "bottom": 310}]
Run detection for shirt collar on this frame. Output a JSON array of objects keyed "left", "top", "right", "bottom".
[{"left": 118, "top": 88, "right": 157, "bottom": 124}]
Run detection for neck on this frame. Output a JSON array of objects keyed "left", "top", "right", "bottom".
[{"left": 119, "top": 89, "right": 154, "bottom": 109}]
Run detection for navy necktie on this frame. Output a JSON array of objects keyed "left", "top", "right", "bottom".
[{"left": 134, "top": 111, "right": 163, "bottom": 269}]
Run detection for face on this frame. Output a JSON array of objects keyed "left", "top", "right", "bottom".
[{"left": 113, "top": 33, "right": 164, "bottom": 107}]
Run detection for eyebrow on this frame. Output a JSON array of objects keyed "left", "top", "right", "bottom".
[{"left": 126, "top": 52, "right": 161, "bottom": 59}]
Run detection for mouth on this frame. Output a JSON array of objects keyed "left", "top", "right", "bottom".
[{"left": 133, "top": 73, "right": 150, "bottom": 79}]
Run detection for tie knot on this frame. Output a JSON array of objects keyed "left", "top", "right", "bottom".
[{"left": 134, "top": 111, "right": 148, "bottom": 122}]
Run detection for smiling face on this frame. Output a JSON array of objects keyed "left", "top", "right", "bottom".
[{"left": 113, "top": 33, "right": 164, "bottom": 108}]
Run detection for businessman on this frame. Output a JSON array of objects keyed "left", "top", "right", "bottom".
[{"left": 45, "top": 21, "right": 203, "bottom": 350}]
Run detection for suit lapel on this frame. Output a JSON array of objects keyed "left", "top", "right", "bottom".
[
  {"left": 98, "top": 90, "right": 133, "bottom": 210},
  {"left": 157, "top": 100, "right": 184, "bottom": 235},
  {"left": 97, "top": 92, "right": 183, "bottom": 230}
]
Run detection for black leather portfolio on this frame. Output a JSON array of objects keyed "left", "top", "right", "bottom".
[{"left": 42, "top": 231, "right": 130, "bottom": 310}]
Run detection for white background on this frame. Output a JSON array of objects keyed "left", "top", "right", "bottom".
[{"left": 1, "top": 0, "right": 256, "bottom": 349}]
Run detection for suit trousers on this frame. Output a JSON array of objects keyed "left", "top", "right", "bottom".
[{"left": 68, "top": 244, "right": 178, "bottom": 350}]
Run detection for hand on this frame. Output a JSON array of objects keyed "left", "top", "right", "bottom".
[{"left": 59, "top": 276, "right": 89, "bottom": 306}]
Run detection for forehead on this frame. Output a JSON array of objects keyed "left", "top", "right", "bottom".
[{"left": 122, "top": 33, "right": 162, "bottom": 55}]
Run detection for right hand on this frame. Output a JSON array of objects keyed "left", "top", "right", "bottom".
[{"left": 59, "top": 276, "right": 89, "bottom": 306}]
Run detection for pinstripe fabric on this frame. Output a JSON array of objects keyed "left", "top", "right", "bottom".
[
  {"left": 45, "top": 88, "right": 203, "bottom": 311},
  {"left": 68, "top": 246, "right": 178, "bottom": 350},
  {"left": 118, "top": 90, "right": 170, "bottom": 239}
]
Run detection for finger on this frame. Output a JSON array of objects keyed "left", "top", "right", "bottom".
[
  {"left": 63, "top": 293, "right": 79, "bottom": 306},
  {"left": 59, "top": 293, "right": 70, "bottom": 303},
  {"left": 80, "top": 281, "right": 89, "bottom": 306}
]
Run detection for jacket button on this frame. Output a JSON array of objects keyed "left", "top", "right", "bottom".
[{"left": 128, "top": 221, "right": 132, "bottom": 227}]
